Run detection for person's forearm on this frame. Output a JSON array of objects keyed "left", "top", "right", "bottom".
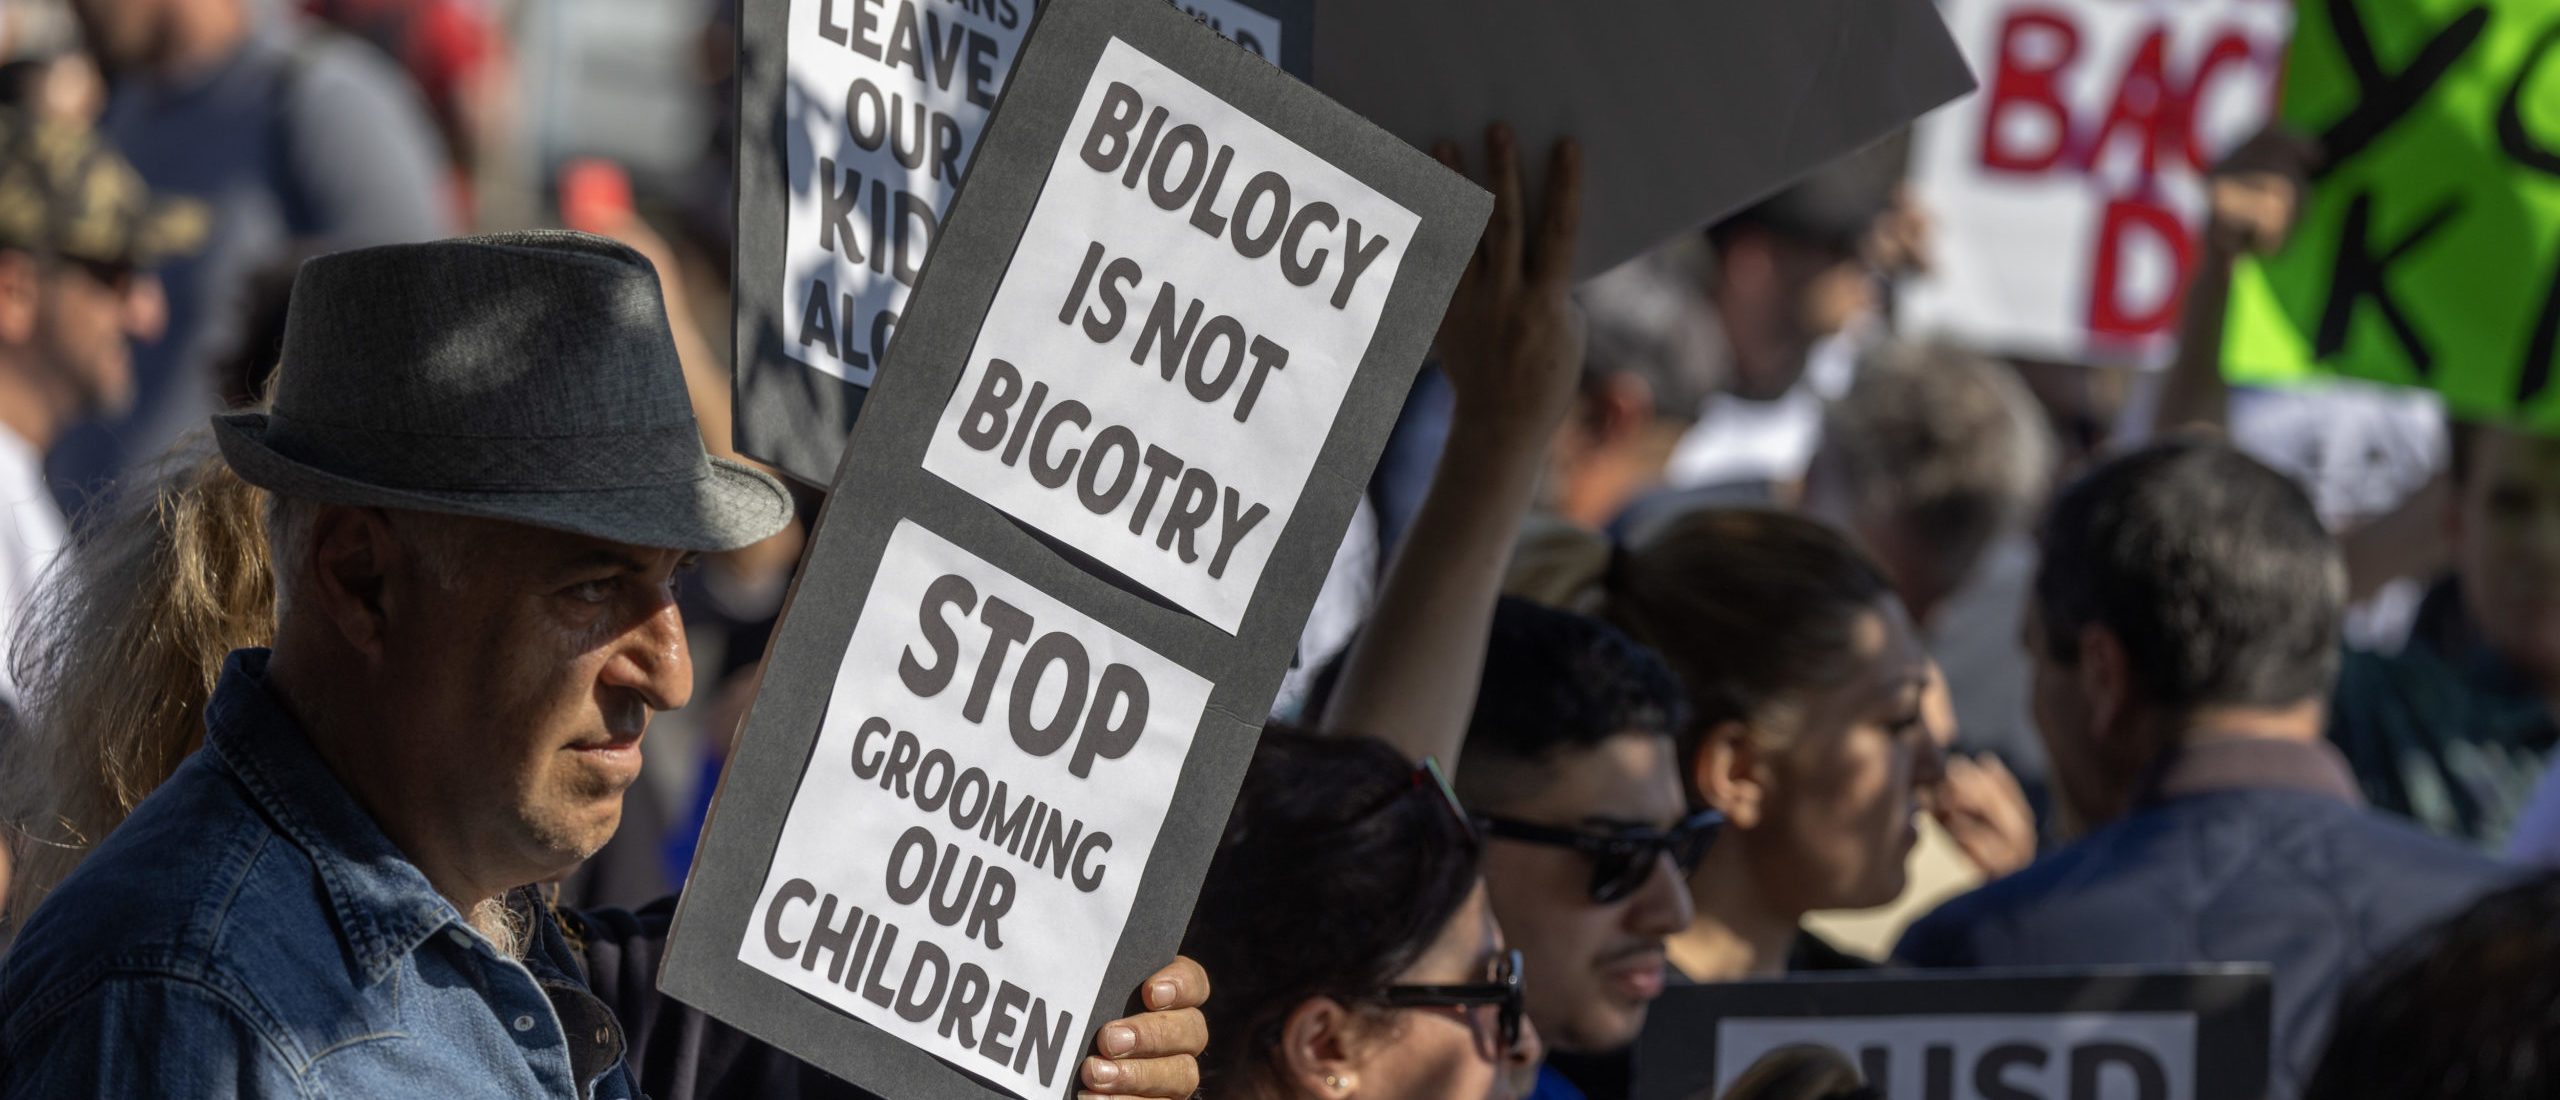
[
  {"left": 2154, "top": 244, "right": 2239, "bottom": 434},
  {"left": 1317, "top": 415, "right": 1546, "bottom": 768}
]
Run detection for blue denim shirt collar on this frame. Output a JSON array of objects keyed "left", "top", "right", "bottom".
[{"left": 203, "top": 647, "right": 461, "bottom": 987}]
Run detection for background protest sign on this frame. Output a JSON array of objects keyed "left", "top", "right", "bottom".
[
  {"left": 663, "top": 0, "right": 1488, "bottom": 1095},
  {"left": 1309, "top": 0, "right": 1977, "bottom": 281},
  {"left": 733, "top": 0, "right": 1315, "bottom": 488},
  {"left": 2223, "top": 0, "right": 2560, "bottom": 430},
  {"left": 1634, "top": 968, "right": 2272, "bottom": 1100},
  {"left": 1901, "top": 0, "right": 2292, "bottom": 368}
]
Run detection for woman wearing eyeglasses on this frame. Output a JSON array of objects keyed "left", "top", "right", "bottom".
[
  {"left": 1180, "top": 730, "right": 1540, "bottom": 1098},
  {"left": 1514, "top": 509, "right": 1949, "bottom": 980}
]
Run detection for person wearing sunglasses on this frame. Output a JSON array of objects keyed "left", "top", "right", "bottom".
[
  {"left": 1509, "top": 510, "right": 1950, "bottom": 982},
  {"left": 1180, "top": 730, "right": 1541, "bottom": 1099},
  {"left": 1312, "top": 597, "right": 1704, "bottom": 1100},
  {"left": 0, "top": 109, "right": 198, "bottom": 727}
]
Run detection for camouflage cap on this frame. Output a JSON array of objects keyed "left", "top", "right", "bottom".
[{"left": 0, "top": 110, "right": 207, "bottom": 269}]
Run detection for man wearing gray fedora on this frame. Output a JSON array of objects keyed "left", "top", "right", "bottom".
[{"left": 0, "top": 231, "right": 1207, "bottom": 1099}]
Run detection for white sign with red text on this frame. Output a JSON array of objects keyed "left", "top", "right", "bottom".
[{"left": 1900, "top": 0, "right": 2291, "bottom": 368}]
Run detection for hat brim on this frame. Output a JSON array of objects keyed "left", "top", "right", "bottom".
[{"left": 212, "top": 411, "right": 794, "bottom": 553}]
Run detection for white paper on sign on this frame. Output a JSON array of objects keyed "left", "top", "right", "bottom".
[
  {"left": 779, "top": 0, "right": 1030, "bottom": 385},
  {"left": 920, "top": 37, "right": 1417, "bottom": 634},
  {"left": 775, "top": 0, "right": 1288, "bottom": 389},
  {"left": 1899, "top": 0, "right": 2292, "bottom": 368},
  {"left": 1718, "top": 1013, "right": 2199, "bottom": 1100},
  {"left": 738, "top": 519, "right": 1212, "bottom": 1100}
]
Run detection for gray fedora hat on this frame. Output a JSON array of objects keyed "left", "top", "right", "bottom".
[{"left": 213, "top": 230, "right": 791, "bottom": 551}]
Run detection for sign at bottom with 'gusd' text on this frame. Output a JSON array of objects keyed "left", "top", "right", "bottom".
[{"left": 1634, "top": 968, "right": 2272, "bottom": 1100}]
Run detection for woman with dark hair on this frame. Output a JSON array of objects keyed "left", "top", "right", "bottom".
[
  {"left": 1183, "top": 729, "right": 1540, "bottom": 1098},
  {"left": 1513, "top": 509, "right": 1945, "bottom": 978}
]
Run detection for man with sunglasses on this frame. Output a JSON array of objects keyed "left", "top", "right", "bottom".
[
  {"left": 1326, "top": 596, "right": 1706, "bottom": 1100},
  {"left": 0, "top": 110, "right": 200, "bottom": 712},
  {"left": 1472, "top": 600, "right": 1708, "bottom": 1100}
]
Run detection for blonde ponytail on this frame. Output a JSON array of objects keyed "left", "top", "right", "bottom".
[{"left": 3, "top": 439, "right": 275, "bottom": 927}]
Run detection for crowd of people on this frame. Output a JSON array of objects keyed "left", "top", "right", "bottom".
[{"left": 0, "top": 1, "right": 2555, "bottom": 1098}]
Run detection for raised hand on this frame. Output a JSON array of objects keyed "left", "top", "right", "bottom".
[
  {"left": 1430, "top": 124, "right": 1585, "bottom": 449},
  {"left": 1933, "top": 753, "right": 2038, "bottom": 880},
  {"left": 2206, "top": 128, "right": 2321, "bottom": 256}
]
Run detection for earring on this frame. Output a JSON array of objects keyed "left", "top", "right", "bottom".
[{"left": 1324, "top": 1074, "right": 1345, "bottom": 1090}]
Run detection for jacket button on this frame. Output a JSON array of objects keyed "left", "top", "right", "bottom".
[
  {"left": 595, "top": 1027, "right": 613, "bottom": 1046},
  {"left": 514, "top": 1015, "right": 536, "bottom": 1033}
]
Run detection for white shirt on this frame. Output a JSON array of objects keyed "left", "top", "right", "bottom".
[
  {"left": 0, "top": 426, "right": 66, "bottom": 706},
  {"left": 1660, "top": 330, "right": 1862, "bottom": 491},
  {"left": 1271, "top": 496, "right": 1377, "bottom": 720}
]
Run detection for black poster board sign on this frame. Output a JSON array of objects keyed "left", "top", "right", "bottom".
[
  {"left": 734, "top": 0, "right": 1315, "bottom": 487},
  {"left": 663, "top": 0, "right": 1487, "bottom": 1096},
  {"left": 1311, "top": 0, "right": 1976, "bottom": 280},
  {"left": 1634, "top": 967, "right": 2273, "bottom": 1100}
]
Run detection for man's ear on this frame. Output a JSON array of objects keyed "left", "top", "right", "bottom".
[
  {"left": 0, "top": 251, "right": 41, "bottom": 345},
  {"left": 304, "top": 505, "right": 401, "bottom": 662},
  {"left": 1275, "top": 996, "right": 1366, "bottom": 1099},
  {"left": 1691, "top": 719, "right": 1769, "bottom": 829},
  {"left": 2075, "top": 623, "right": 2137, "bottom": 748}
]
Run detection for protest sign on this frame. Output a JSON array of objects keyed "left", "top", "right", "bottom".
[
  {"left": 917, "top": 36, "right": 1418, "bottom": 632},
  {"left": 1634, "top": 968, "right": 2272, "bottom": 1100},
  {"left": 1900, "top": 0, "right": 2292, "bottom": 368},
  {"left": 734, "top": 0, "right": 1314, "bottom": 487},
  {"left": 2223, "top": 0, "right": 2560, "bottom": 430},
  {"left": 739, "top": 520, "right": 1214, "bottom": 1099},
  {"left": 1309, "top": 0, "right": 1977, "bottom": 281},
  {"left": 662, "top": 0, "right": 1488, "bottom": 1095}
]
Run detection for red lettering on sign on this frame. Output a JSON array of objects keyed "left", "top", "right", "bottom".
[
  {"left": 1981, "top": 8, "right": 2079, "bottom": 174},
  {"left": 2088, "top": 197, "right": 2195, "bottom": 339},
  {"left": 2179, "top": 32, "right": 2265, "bottom": 171},
  {"left": 2081, "top": 29, "right": 2174, "bottom": 179}
]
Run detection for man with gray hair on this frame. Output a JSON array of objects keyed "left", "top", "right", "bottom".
[
  {"left": 0, "top": 232, "right": 1207, "bottom": 1098},
  {"left": 1800, "top": 341, "right": 2051, "bottom": 628}
]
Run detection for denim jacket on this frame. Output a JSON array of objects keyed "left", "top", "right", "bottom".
[{"left": 0, "top": 649, "right": 641, "bottom": 1099}]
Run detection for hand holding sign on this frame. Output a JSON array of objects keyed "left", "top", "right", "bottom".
[
  {"left": 1430, "top": 126, "right": 1584, "bottom": 449},
  {"left": 2206, "top": 129, "right": 2321, "bottom": 257},
  {"left": 1078, "top": 955, "right": 1210, "bottom": 1097}
]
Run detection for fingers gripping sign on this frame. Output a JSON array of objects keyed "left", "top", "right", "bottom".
[
  {"left": 1080, "top": 956, "right": 1211, "bottom": 1097},
  {"left": 671, "top": 1, "right": 1490, "bottom": 1095}
]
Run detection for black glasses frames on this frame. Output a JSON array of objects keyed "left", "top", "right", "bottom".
[
  {"left": 1476, "top": 807, "right": 1726, "bottom": 904},
  {"left": 1379, "top": 948, "right": 1525, "bottom": 1060}
]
